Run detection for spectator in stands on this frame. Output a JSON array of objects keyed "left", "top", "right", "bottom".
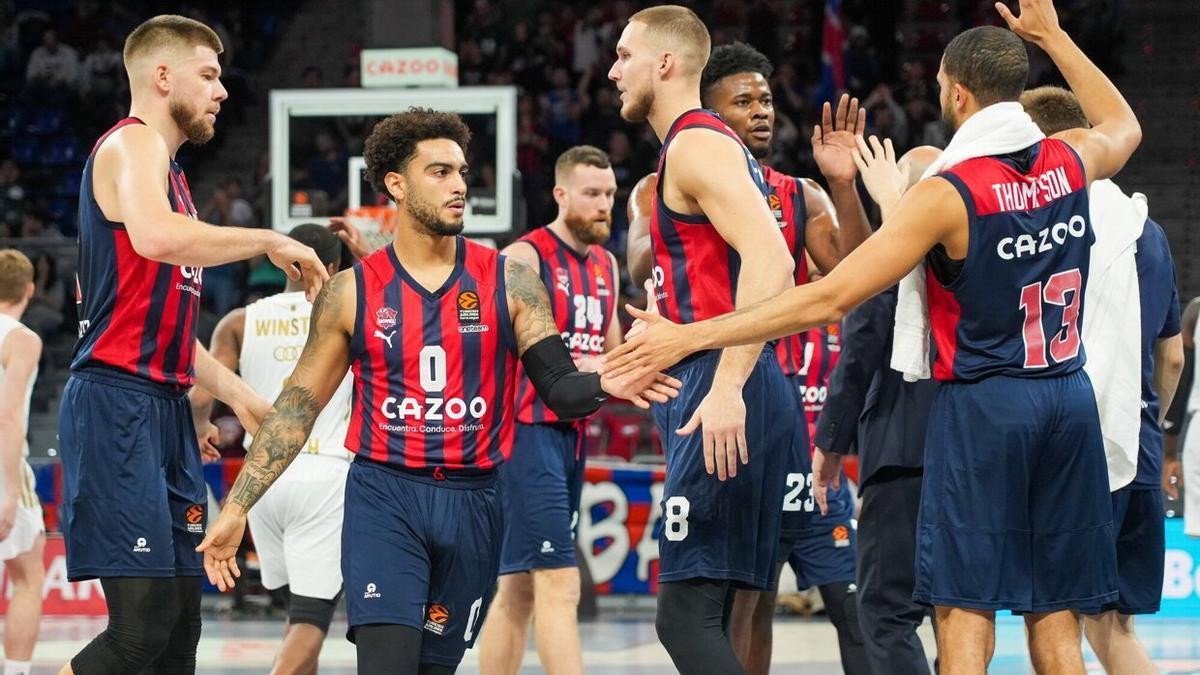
[
  {"left": 0, "top": 161, "right": 26, "bottom": 233},
  {"left": 864, "top": 84, "right": 909, "bottom": 151},
  {"left": 58, "top": 0, "right": 101, "bottom": 53},
  {"left": 573, "top": 7, "right": 614, "bottom": 73},
  {"left": 18, "top": 209, "right": 64, "bottom": 242},
  {"left": 78, "top": 35, "right": 123, "bottom": 103},
  {"left": 24, "top": 28, "right": 78, "bottom": 102},
  {"left": 540, "top": 67, "right": 584, "bottom": 151},
  {"left": 200, "top": 178, "right": 256, "bottom": 317},
  {"left": 22, "top": 252, "right": 64, "bottom": 338},
  {"left": 845, "top": 25, "right": 882, "bottom": 94},
  {"left": 306, "top": 132, "right": 348, "bottom": 212},
  {"left": 301, "top": 64, "right": 323, "bottom": 88}
]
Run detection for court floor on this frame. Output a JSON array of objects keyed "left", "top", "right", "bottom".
[{"left": 12, "top": 611, "right": 1200, "bottom": 673}]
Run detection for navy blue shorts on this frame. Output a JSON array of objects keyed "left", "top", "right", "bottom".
[
  {"left": 58, "top": 370, "right": 206, "bottom": 581},
  {"left": 786, "top": 477, "right": 857, "bottom": 587},
  {"left": 498, "top": 422, "right": 586, "bottom": 575},
  {"left": 914, "top": 370, "right": 1117, "bottom": 612},
  {"left": 1083, "top": 488, "right": 1164, "bottom": 615},
  {"left": 342, "top": 457, "right": 502, "bottom": 668},
  {"left": 780, "top": 374, "right": 814, "bottom": 540},
  {"left": 652, "top": 348, "right": 795, "bottom": 590}
]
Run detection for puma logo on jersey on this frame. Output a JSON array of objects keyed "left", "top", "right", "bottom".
[{"left": 374, "top": 330, "right": 396, "bottom": 348}]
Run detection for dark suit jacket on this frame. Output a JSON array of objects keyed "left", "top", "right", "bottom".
[{"left": 813, "top": 287, "right": 940, "bottom": 486}]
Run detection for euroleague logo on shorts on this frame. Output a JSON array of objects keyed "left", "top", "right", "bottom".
[
  {"left": 185, "top": 504, "right": 205, "bottom": 534},
  {"left": 424, "top": 603, "right": 451, "bottom": 635},
  {"left": 457, "top": 291, "right": 487, "bottom": 333},
  {"left": 832, "top": 524, "right": 851, "bottom": 548}
]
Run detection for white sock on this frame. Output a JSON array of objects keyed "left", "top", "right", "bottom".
[{"left": 4, "top": 661, "right": 32, "bottom": 675}]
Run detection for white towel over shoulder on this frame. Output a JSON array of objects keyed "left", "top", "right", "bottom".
[
  {"left": 1083, "top": 179, "right": 1145, "bottom": 491},
  {"left": 890, "top": 102, "right": 1045, "bottom": 380}
]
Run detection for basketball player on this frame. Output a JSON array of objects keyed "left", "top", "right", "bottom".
[
  {"left": 478, "top": 145, "right": 621, "bottom": 675},
  {"left": 57, "top": 15, "right": 327, "bottom": 675},
  {"left": 1021, "top": 85, "right": 1184, "bottom": 675},
  {"left": 192, "top": 224, "right": 353, "bottom": 675},
  {"left": 605, "top": 0, "right": 1143, "bottom": 671},
  {"left": 196, "top": 108, "right": 679, "bottom": 674},
  {"left": 608, "top": 10, "right": 822, "bottom": 673},
  {"left": 0, "top": 251, "right": 44, "bottom": 675},
  {"left": 696, "top": 42, "right": 874, "bottom": 675}
]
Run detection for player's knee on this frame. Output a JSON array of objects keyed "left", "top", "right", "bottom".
[
  {"left": 497, "top": 574, "right": 536, "bottom": 615},
  {"left": 533, "top": 567, "right": 581, "bottom": 609},
  {"left": 8, "top": 536, "right": 45, "bottom": 589},
  {"left": 288, "top": 592, "right": 339, "bottom": 634},
  {"left": 73, "top": 614, "right": 175, "bottom": 672}
]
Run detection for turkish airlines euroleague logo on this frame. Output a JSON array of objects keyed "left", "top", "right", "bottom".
[
  {"left": 185, "top": 504, "right": 205, "bottom": 534},
  {"left": 424, "top": 603, "right": 450, "bottom": 635},
  {"left": 457, "top": 291, "right": 488, "bottom": 334}
]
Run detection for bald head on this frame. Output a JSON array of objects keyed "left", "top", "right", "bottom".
[
  {"left": 628, "top": 5, "right": 711, "bottom": 77},
  {"left": 898, "top": 146, "right": 942, "bottom": 190}
]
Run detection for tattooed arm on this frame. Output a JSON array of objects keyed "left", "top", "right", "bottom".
[
  {"left": 196, "top": 269, "right": 356, "bottom": 590},
  {"left": 506, "top": 256, "right": 681, "bottom": 413}
]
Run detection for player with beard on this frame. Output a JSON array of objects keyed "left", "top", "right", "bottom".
[
  {"left": 608, "top": 8, "right": 817, "bottom": 673},
  {"left": 58, "top": 15, "right": 327, "bottom": 675},
  {"left": 196, "top": 109, "right": 679, "bottom": 674},
  {"left": 625, "top": 42, "right": 872, "bottom": 675},
  {"left": 605, "top": 1, "right": 1143, "bottom": 671},
  {"left": 478, "top": 146, "right": 621, "bottom": 675}
]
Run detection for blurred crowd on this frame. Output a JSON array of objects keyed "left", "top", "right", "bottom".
[{"left": 0, "top": 0, "right": 1129, "bottom": 343}]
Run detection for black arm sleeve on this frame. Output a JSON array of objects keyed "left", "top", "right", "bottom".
[{"left": 522, "top": 335, "right": 608, "bottom": 420}]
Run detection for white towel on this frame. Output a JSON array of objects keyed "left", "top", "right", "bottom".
[
  {"left": 890, "top": 102, "right": 1045, "bottom": 380},
  {"left": 1082, "top": 179, "right": 1145, "bottom": 490}
]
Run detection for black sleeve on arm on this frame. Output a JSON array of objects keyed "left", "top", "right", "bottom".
[{"left": 522, "top": 335, "right": 608, "bottom": 420}]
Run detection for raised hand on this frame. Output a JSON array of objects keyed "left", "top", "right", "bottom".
[
  {"left": 852, "top": 134, "right": 909, "bottom": 212},
  {"left": 813, "top": 94, "right": 868, "bottom": 184},
  {"left": 329, "top": 216, "right": 372, "bottom": 260},
  {"left": 995, "top": 0, "right": 1063, "bottom": 46},
  {"left": 626, "top": 279, "right": 659, "bottom": 341}
]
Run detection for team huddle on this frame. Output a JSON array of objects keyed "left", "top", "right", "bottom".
[{"left": 0, "top": 0, "right": 1180, "bottom": 674}]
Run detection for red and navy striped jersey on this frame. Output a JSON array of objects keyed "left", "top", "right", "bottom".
[
  {"left": 928, "top": 139, "right": 1092, "bottom": 382},
  {"left": 71, "top": 117, "right": 202, "bottom": 387},
  {"left": 649, "top": 109, "right": 772, "bottom": 324},
  {"left": 763, "top": 166, "right": 813, "bottom": 376},
  {"left": 514, "top": 227, "right": 617, "bottom": 424},
  {"left": 793, "top": 323, "right": 842, "bottom": 449},
  {"left": 345, "top": 237, "right": 518, "bottom": 475}
]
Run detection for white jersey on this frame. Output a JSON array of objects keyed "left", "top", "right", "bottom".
[
  {"left": 0, "top": 314, "right": 35, "bottom": 459},
  {"left": 240, "top": 291, "right": 352, "bottom": 460}
]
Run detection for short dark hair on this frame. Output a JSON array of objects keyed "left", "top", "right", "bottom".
[
  {"left": 700, "top": 42, "right": 773, "bottom": 107},
  {"left": 1020, "top": 86, "right": 1088, "bottom": 136},
  {"left": 942, "top": 26, "right": 1028, "bottom": 107},
  {"left": 362, "top": 107, "right": 472, "bottom": 202},
  {"left": 554, "top": 145, "right": 611, "bottom": 184},
  {"left": 287, "top": 223, "right": 344, "bottom": 270}
]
